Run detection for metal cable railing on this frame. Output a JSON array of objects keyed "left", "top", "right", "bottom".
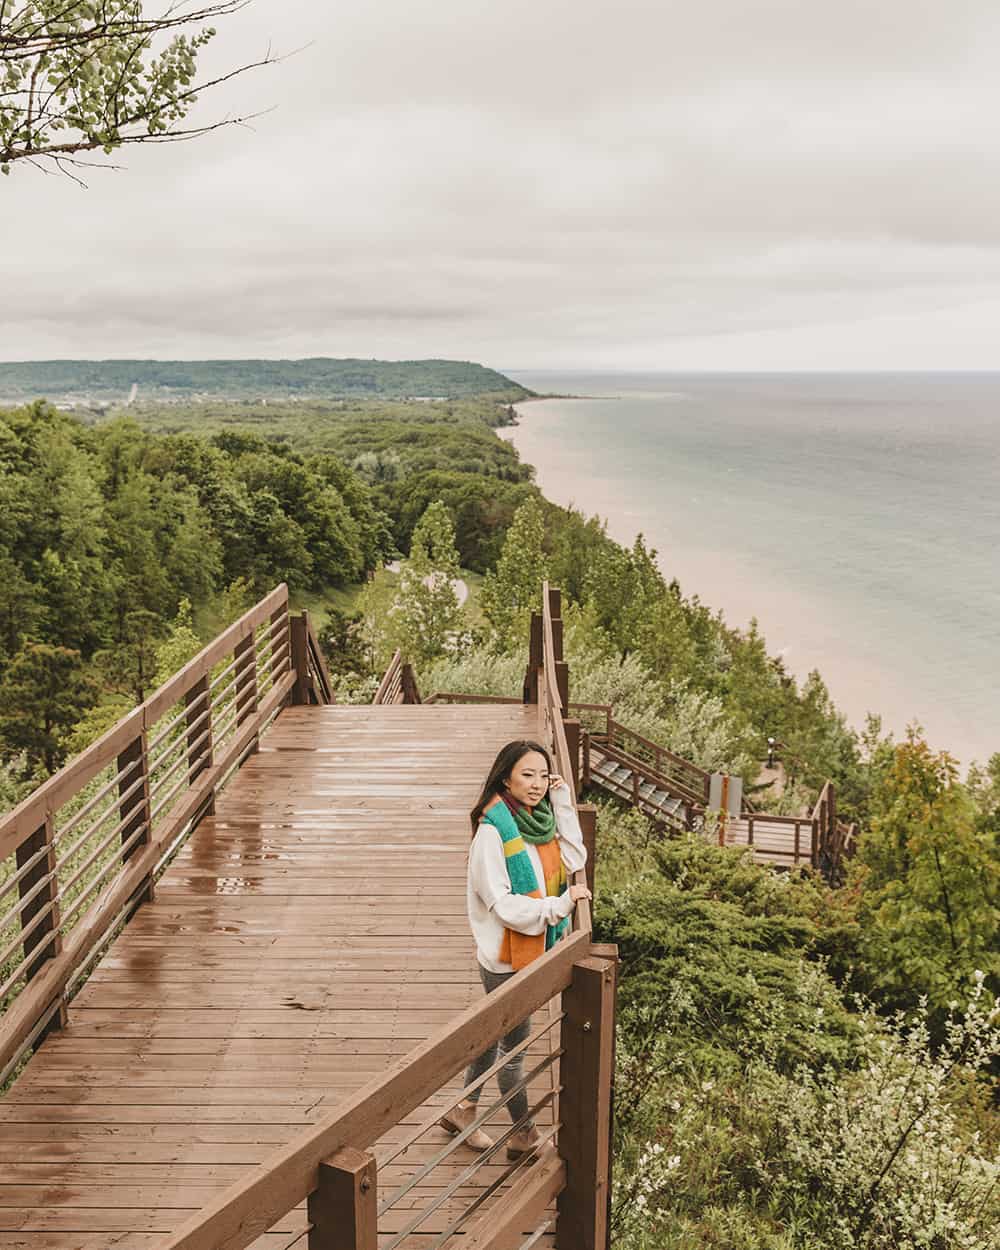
[{"left": 0, "top": 586, "right": 317, "bottom": 1080}]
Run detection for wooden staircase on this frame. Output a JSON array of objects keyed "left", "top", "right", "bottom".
[{"left": 586, "top": 746, "right": 695, "bottom": 832}]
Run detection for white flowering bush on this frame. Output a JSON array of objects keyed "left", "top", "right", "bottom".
[{"left": 751, "top": 978, "right": 1000, "bottom": 1249}]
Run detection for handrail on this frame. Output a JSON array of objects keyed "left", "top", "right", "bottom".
[
  {"left": 304, "top": 615, "right": 335, "bottom": 705},
  {"left": 595, "top": 736, "right": 707, "bottom": 811},
  {"left": 605, "top": 718, "right": 711, "bottom": 794},
  {"left": 373, "top": 649, "right": 404, "bottom": 704},
  {"left": 0, "top": 585, "right": 298, "bottom": 1079},
  {"left": 156, "top": 926, "right": 592, "bottom": 1250},
  {"left": 373, "top": 650, "right": 420, "bottom": 705},
  {"left": 590, "top": 738, "right": 703, "bottom": 821}
]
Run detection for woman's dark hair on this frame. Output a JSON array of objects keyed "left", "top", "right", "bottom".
[{"left": 470, "top": 739, "right": 552, "bottom": 832}]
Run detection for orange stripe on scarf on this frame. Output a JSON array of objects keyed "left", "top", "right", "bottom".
[{"left": 498, "top": 838, "right": 565, "bottom": 971}]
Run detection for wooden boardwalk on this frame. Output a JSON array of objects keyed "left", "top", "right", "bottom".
[{"left": 0, "top": 702, "right": 560, "bottom": 1249}]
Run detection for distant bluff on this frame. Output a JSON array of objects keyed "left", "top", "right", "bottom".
[{"left": 0, "top": 358, "right": 532, "bottom": 405}]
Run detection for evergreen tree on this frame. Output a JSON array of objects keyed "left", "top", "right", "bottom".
[
  {"left": 480, "top": 496, "right": 548, "bottom": 649},
  {"left": 0, "top": 642, "right": 96, "bottom": 773}
]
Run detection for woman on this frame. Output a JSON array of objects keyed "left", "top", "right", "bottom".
[{"left": 439, "top": 739, "right": 591, "bottom": 1158}]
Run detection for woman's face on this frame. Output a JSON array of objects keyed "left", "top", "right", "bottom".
[{"left": 504, "top": 751, "right": 550, "bottom": 807}]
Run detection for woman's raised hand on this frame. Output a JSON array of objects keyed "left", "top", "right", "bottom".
[
  {"left": 549, "top": 774, "right": 567, "bottom": 791},
  {"left": 569, "top": 883, "right": 592, "bottom": 901}
]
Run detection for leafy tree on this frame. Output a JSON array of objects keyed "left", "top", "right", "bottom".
[
  {"left": 852, "top": 731, "right": 1000, "bottom": 1019},
  {"left": 580, "top": 534, "right": 664, "bottom": 661},
  {"left": 968, "top": 752, "right": 1000, "bottom": 834},
  {"left": 153, "top": 596, "right": 202, "bottom": 685},
  {"left": 480, "top": 495, "right": 548, "bottom": 649},
  {"left": 385, "top": 501, "right": 464, "bottom": 667},
  {"left": 316, "top": 608, "right": 368, "bottom": 679},
  {"left": 0, "top": 1, "right": 275, "bottom": 178},
  {"left": 95, "top": 607, "right": 163, "bottom": 702},
  {"left": 0, "top": 641, "right": 96, "bottom": 772}
]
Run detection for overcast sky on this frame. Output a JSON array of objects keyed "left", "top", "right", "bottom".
[{"left": 3, "top": 0, "right": 1000, "bottom": 370}]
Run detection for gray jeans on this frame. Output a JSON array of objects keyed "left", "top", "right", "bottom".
[{"left": 463, "top": 965, "right": 532, "bottom": 1127}]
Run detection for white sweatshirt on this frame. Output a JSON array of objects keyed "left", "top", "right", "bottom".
[{"left": 467, "top": 782, "right": 588, "bottom": 974}]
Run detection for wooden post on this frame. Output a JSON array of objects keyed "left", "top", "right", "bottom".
[
  {"left": 563, "top": 718, "right": 581, "bottom": 794},
  {"left": 589, "top": 944, "right": 619, "bottom": 1250},
  {"left": 555, "top": 660, "right": 570, "bottom": 716},
  {"left": 401, "top": 663, "right": 422, "bottom": 705},
  {"left": 118, "top": 733, "right": 153, "bottom": 905},
  {"left": 551, "top": 615, "right": 565, "bottom": 662},
  {"left": 308, "top": 1147, "right": 377, "bottom": 1250},
  {"left": 15, "top": 812, "right": 66, "bottom": 1031},
  {"left": 524, "top": 611, "right": 543, "bottom": 704},
  {"left": 289, "top": 615, "right": 310, "bottom": 705},
  {"left": 582, "top": 731, "right": 592, "bottom": 788},
  {"left": 556, "top": 954, "right": 616, "bottom": 1250},
  {"left": 578, "top": 803, "right": 597, "bottom": 898},
  {"left": 547, "top": 586, "right": 563, "bottom": 634}
]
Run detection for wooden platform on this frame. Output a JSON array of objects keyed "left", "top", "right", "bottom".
[{"left": 0, "top": 703, "right": 558, "bottom": 1250}]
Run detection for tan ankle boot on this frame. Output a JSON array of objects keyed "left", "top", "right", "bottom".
[
  {"left": 438, "top": 1100, "right": 494, "bottom": 1152},
  {"left": 506, "top": 1125, "right": 546, "bottom": 1161}
]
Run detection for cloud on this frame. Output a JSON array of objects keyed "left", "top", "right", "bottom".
[{"left": 2, "top": 0, "right": 999, "bottom": 367}]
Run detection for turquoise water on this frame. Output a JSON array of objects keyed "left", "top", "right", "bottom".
[{"left": 502, "top": 372, "right": 1000, "bottom": 768}]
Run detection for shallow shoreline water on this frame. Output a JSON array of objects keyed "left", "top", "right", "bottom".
[{"left": 501, "top": 371, "right": 1000, "bottom": 769}]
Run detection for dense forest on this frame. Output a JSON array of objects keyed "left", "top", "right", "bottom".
[
  {"left": 0, "top": 358, "right": 530, "bottom": 407},
  {"left": 0, "top": 367, "right": 997, "bottom": 1247}
]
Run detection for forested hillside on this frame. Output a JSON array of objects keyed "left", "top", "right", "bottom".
[{"left": 0, "top": 358, "right": 530, "bottom": 406}]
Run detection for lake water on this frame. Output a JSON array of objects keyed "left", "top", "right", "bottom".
[{"left": 501, "top": 371, "right": 1000, "bottom": 768}]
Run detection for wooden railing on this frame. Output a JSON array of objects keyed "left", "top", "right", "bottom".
[
  {"left": 0, "top": 586, "right": 330, "bottom": 1085},
  {"left": 372, "top": 650, "right": 421, "bottom": 705},
  {"left": 601, "top": 720, "right": 710, "bottom": 806},
  {"left": 143, "top": 583, "right": 615, "bottom": 1250},
  {"left": 291, "top": 610, "right": 336, "bottom": 705},
  {"left": 155, "top": 925, "right": 614, "bottom": 1250},
  {"left": 811, "top": 780, "right": 858, "bottom": 880},
  {"left": 584, "top": 738, "right": 701, "bottom": 829}
]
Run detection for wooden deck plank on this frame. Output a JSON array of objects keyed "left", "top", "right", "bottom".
[{"left": 0, "top": 702, "right": 552, "bottom": 1249}]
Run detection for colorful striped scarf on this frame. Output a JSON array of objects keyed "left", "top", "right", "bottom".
[{"left": 482, "top": 795, "right": 569, "bottom": 970}]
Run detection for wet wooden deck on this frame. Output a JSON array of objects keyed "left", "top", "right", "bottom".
[{"left": 0, "top": 703, "right": 557, "bottom": 1249}]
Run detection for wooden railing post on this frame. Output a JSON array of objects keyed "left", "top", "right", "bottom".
[
  {"left": 563, "top": 717, "right": 581, "bottom": 794},
  {"left": 289, "top": 614, "right": 310, "bottom": 705},
  {"left": 555, "top": 659, "right": 570, "bottom": 716},
  {"left": 118, "top": 733, "right": 153, "bottom": 905},
  {"left": 524, "top": 611, "right": 543, "bottom": 704},
  {"left": 556, "top": 953, "right": 616, "bottom": 1250},
  {"left": 578, "top": 803, "right": 597, "bottom": 898},
  {"left": 308, "top": 1147, "right": 377, "bottom": 1250},
  {"left": 15, "top": 810, "right": 67, "bottom": 1030},
  {"left": 401, "top": 663, "right": 422, "bottom": 704},
  {"left": 582, "top": 731, "right": 592, "bottom": 788}
]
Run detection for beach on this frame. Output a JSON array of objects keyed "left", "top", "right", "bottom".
[{"left": 501, "top": 371, "right": 1000, "bottom": 768}]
